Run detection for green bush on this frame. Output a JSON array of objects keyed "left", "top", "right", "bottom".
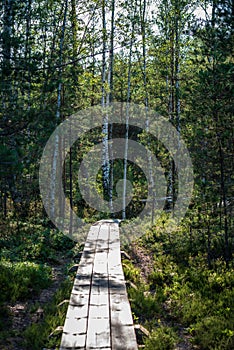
[
  {"left": 122, "top": 259, "right": 161, "bottom": 322},
  {"left": 0, "top": 259, "right": 51, "bottom": 302},
  {"left": 0, "top": 224, "right": 75, "bottom": 264},
  {"left": 128, "top": 287, "right": 160, "bottom": 322},
  {"left": 144, "top": 325, "right": 178, "bottom": 350},
  {"left": 122, "top": 259, "right": 141, "bottom": 284},
  {"left": 49, "top": 230, "right": 75, "bottom": 251},
  {"left": 23, "top": 278, "right": 73, "bottom": 350},
  {"left": 191, "top": 316, "right": 234, "bottom": 350}
]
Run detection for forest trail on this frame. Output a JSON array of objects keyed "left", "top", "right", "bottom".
[
  {"left": 60, "top": 220, "right": 138, "bottom": 350},
  {"left": 3, "top": 229, "right": 195, "bottom": 350}
]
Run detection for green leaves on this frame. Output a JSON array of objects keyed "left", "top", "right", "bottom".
[{"left": 0, "top": 259, "right": 51, "bottom": 303}]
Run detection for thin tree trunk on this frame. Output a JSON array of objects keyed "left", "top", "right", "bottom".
[
  {"left": 123, "top": 2, "right": 136, "bottom": 219},
  {"left": 140, "top": 0, "right": 155, "bottom": 223},
  {"left": 101, "top": 0, "right": 110, "bottom": 202},
  {"left": 107, "top": 0, "right": 115, "bottom": 213},
  {"left": 51, "top": 0, "right": 68, "bottom": 217},
  {"left": 175, "top": 0, "right": 181, "bottom": 135},
  {"left": 25, "top": 0, "right": 32, "bottom": 110},
  {"left": 91, "top": 6, "right": 96, "bottom": 106},
  {"left": 68, "top": 0, "right": 79, "bottom": 234},
  {"left": 169, "top": 24, "right": 175, "bottom": 210}
]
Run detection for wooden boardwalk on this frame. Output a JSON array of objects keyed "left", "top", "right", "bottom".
[{"left": 60, "top": 220, "right": 138, "bottom": 350}]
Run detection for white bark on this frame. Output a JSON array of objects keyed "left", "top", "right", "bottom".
[
  {"left": 101, "top": 0, "right": 110, "bottom": 202},
  {"left": 140, "top": 0, "right": 155, "bottom": 221},
  {"left": 107, "top": 0, "right": 115, "bottom": 213},
  {"left": 122, "top": 1, "right": 136, "bottom": 219},
  {"left": 51, "top": 0, "right": 68, "bottom": 218}
]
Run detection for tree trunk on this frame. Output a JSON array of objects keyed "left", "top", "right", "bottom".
[
  {"left": 101, "top": 0, "right": 110, "bottom": 202},
  {"left": 107, "top": 0, "right": 115, "bottom": 213},
  {"left": 51, "top": 0, "right": 68, "bottom": 217},
  {"left": 122, "top": 1, "right": 136, "bottom": 219}
]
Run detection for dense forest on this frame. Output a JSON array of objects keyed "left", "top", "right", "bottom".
[{"left": 0, "top": 0, "right": 233, "bottom": 349}]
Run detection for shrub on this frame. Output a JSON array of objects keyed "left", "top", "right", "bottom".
[
  {"left": 128, "top": 287, "right": 160, "bottom": 322},
  {"left": 23, "top": 278, "right": 73, "bottom": 350},
  {"left": 0, "top": 259, "right": 51, "bottom": 303},
  {"left": 144, "top": 325, "right": 178, "bottom": 350},
  {"left": 191, "top": 316, "right": 234, "bottom": 350},
  {"left": 122, "top": 259, "right": 141, "bottom": 284}
]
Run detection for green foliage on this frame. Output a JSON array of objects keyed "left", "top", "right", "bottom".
[
  {"left": 148, "top": 255, "right": 178, "bottom": 289},
  {"left": 123, "top": 259, "right": 161, "bottom": 323},
  {"left": 135, "top": 216, "right": 234, "bottom": 350},
  {"left": 190, "top": 316, "right": 234, "bottom": 350},
  {"left": 144, "top": 325, "right": 179, "bottom": 350},
  {"left": 23, "top": 278, "right": 73, "bottom": 350},
  {"left": 0, "top": 259, "right": 51, "bottom": 303},
  {"left": 122, "top": 259, "right": 141, "bottom": 284},
  {"left": 0, "top": 0, "right": 233, "bottom": 348},
  {"left": 128, "top": 287, "right": 161, "bottom": 322},
  {"left": 0, "top": 223, "right": 75, "bottom": 263}
]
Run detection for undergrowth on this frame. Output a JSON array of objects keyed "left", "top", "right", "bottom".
[
  {"left": 23, "top": 278, "right": 73, "bottom": 350},
  {"left": 0, "top": 259, "right": 51, "bottom": 305},
  {"left": 0, "top": 219, "right": 77, "bottom": 348},
  {"left": 123, "top": 214, "right": 234, "bottom": 350}
]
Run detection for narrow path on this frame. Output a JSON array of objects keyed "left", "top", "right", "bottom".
[{"left": 60, "top": 221, "right": 138, "bottom": 350}]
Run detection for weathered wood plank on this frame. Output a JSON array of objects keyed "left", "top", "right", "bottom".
[
  {"left": 86, "top": 318, "right": 111, "bottom": 348},
  {"left": 60, "top": 225, "right": 100, "bottom": 349},
  {"left": 85, "top": 224, "right": 111, "bottom": 349},
  {"left": 108, "top": 224, "right": 138, "bottom": 350},
  {"left": 89, "top": 293, "right": 109, "bottom": 318},
  {"left": 60, "top": 221, "right": 138, "bottom": 350}
]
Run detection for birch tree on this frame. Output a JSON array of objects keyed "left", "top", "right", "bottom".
[
  {"left": 122, "top": 0, "right": 137, "bottom": 219},
  {"left": 51, "top": 0, "right": 68, "bottom": 219},
  {"left": 101, "top": 0, "right": 110, "bottom": 203},
  {"left": 107, "top": 0, "right": 115, "bottom": 212},
  {"left": 139, "top": 0, "right": 156, "bottom": 222}
]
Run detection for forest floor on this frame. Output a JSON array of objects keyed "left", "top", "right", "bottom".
[
  {"left": 2, "top": 257, "right": 70, "bottom": 350},
  {"left": 2, "top": 245, "right": 195, "bottom": 350},
  {"left": 131, "top": 243, "right": 194, "bottom": 350}
]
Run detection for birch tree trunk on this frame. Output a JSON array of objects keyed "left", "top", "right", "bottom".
[
  {"left": 51, "top": 0, "right": 68, "bottom": 220},
  {"left": 107, "top": 0, "right": 115, "bottom": 213},
  {"left": 168, "top": 21, "right": 175, "bottom": 211},
  {"left": 68, "top": 0, "right": 79, "bottom": 235},
  {"left": 140, "top": 0, "right": 155, "bottom": 223},
  {"left": 25, "top": 0, "right": 32, "bottom": 111},
  {"left": 122, "top": 1, "right": 136, "bottom": 219},
  {"left": 101, "top": 0, "right": 110, "bottom": 202},
  {"left": 175, "top": 0, "right": 181, "bottom": 136}
]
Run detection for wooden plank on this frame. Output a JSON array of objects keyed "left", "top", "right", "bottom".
[
  {"left": 110, "top": 294, "right": 134, "bottom": 326},
  {"left": 89, "top": 293, "right": 109, "bottom": 318},
  {"left": 63, "top": 317, "right": 87, "bottom": 335},
  {"left": 60, "top": 332, "right": 86, "bottom": 349},
  {"left": 60, "top": 221, "right": 138, "bottom": 350},
  {"left": 60, "top": 225, "right": 100, "bottom": 350},
  {"left": 86, "top": 318, "right": 111, "bottom": 348},
  {"left": 86, "top": 224, "right": 111, "bottom": 349},
  {"left": 65, "top": 301, "right": 88, "bottom": 320},
  {"left": 108, "top": 224, "right": 138, "bottom": 350}
]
